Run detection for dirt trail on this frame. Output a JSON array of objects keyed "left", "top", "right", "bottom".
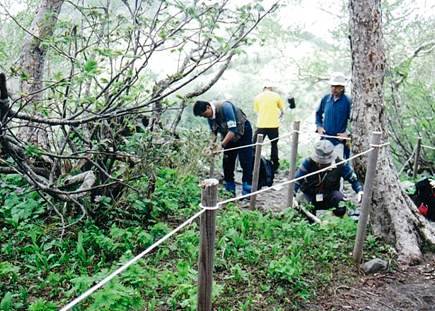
[
  {"left": 249, "top": 171, "right": 435, "bottom": 311},
  {"left": 304, "top": 256, "right": 435, "bottom": 311}
]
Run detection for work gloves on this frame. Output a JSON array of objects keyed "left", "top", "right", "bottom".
[
  {"left": 357, "top": 191, "right": 364, "bottom": 203},
  {"left": 293, "top": 198, "right": 299, "bottom": 208},
  {"left": 204, "top": 142, "right": 222, "bottom": 156}
]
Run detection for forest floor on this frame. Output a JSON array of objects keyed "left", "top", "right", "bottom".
[
  {"left": 304, "top": 256, "right": 435, "bottom": 311},
  {"left": 252, "top": 171, "right": 435, "bottom": 311}
]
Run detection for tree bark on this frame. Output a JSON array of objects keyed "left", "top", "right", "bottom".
[
  {"left": 18, "top": 0, "right": 64, "bottom": 148},
  {"left": 349, "top": 0, "right": 435, "bottom": 265}
]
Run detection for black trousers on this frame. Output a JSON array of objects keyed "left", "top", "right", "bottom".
[
  {"left": 223, "top": 121, "right": 253, "bottom": 184},
  {"left": 253, "top": 127, "right": 279, "bottom": 170}
]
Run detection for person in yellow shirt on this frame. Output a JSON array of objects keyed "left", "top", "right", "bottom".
[{"left": 253, "top": 84, "right": 285, "bottom": 171}]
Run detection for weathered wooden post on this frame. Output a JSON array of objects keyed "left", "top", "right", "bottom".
[
  {"left": 353, "top": 131, "right": 381, "bottom": 264},
  {"left": 197, "top": 178, "right": 218, "bottom": 311},
  {"left": 413, "top": 137, "right": 422, "bottom": 179},
  {"left": 249, "top": 134, "right": 264, "bottom": 209},
  {"left": 209, "top": 134, "right": 217, "bottom": 178},
  {"left": 286, "top": 121, "right": 300, "bottom": 208}
]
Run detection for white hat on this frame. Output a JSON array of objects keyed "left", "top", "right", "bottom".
[
  {"left": 312, "top": 140, "right": 337, "bottom": 164},
  {"left": 263, "top": 81, "right": 275, "bottom": 88},
  {"left": 328, "top": 72, "right": 347, "bottom": 86}
]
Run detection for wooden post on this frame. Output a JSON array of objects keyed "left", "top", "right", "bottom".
[
  {"left": 249, "top": 134, "right": 264, "bottom": 209},
  {"left": 209, "top": 134, "right": 217, "bottom": 178},
  {"left": 413, "top": 137, "right": 422, "bottom": 179},
  {"left": 352, "top": 132, "right": 381, "bottom": 264},
  {"left": 286, "top": 121, "right": 300, "bottom": 208},
  {"left": 197, "top": 178, "right": 218, "bottom": 311}
]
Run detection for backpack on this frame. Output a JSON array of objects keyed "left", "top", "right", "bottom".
[
  {"left": 411, "top": 177, "right": 435, "bottom": 221},
  {"left": 258, "top": 156, "right": 275, "bottom": 189}
]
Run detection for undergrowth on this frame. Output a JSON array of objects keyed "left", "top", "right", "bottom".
[{"left": 0, "top": 169, "right": 393, "bottom": 310}]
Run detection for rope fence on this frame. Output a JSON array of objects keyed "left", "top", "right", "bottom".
[
  {"left": 211, "top": 130, "right": 295, "bottom": 154},
  {"left": 421, "top": 144, "right": 435, "bottom": 150},
  {"left": 60, "top": 124, "right": 392, "bottom": 311},
  {"left": 218, "top": 147, "right": 375, "bottom": 206}
]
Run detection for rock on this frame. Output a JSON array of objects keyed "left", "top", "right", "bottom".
[{"left": 361, "top": 258, "right": 388, "bottom": 274}]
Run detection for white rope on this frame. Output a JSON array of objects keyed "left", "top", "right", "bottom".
[
  {"left": 422, "top": 144, "right": 435, "bottom": 150},
  {"left": 211, "top": 141, "right": 259, "bottom": 154},
  {"left": 60, "top": 209, "right": 205, "bottom": 311},
  {"left": 265, "top": 131, "right": 294, "bottom": 144},
  {"left": 217, "top": 147, "right": 375, "bottom": 206},
  {"left": 209, "top": 129, "right": 358, "bottom": 155},
  {"left": 199, "top": 203, "right": 220, "bottom": 211},
  {"left": 211, "top": 130, "right": 296, "bottom": 154}
]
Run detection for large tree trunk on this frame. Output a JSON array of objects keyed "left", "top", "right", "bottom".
[
  {"left": 349, "top": 0, "right": 435, "bottom": 265},
  {"left": 18, "top": 0, "right": 64, "bottom": 148}
]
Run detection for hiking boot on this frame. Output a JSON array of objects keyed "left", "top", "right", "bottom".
[
  {"left": 242, "top": 182, "right": 252, "bottom": 195},
  {"left": 224, "top": 181, "right": 236, "bottom": 196}
]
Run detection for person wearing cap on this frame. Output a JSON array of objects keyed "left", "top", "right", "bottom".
[
  {"left": 193, "top": 100, "right": 253, "bottom": 196},
  {"left": 253, "top": 84, "right": 285, "bottom": 172},
  {"left": 315, "top": 72, "right": 351, "bottom": 159},
  {"left": 293, "top": 140, "right": 363, "bottom": 217}
]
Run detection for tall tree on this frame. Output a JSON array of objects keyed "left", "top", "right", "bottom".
[
  {"left": 18, "top": 0, "right": 65, "bottom": 148},
  {"left": 349, "top": 0, "right": 435, "bottom": 265}
]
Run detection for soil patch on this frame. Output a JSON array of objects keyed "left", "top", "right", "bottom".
[{"left": 301, "top": 255, "right": 435, "bottom": 311}]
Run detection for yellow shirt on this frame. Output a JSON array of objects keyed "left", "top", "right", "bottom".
[{"left": 253, "top": 90, "right": 285, "bottom": 128}]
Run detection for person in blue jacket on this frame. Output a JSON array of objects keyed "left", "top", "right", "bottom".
[
  {"left": 294, "top": 140, "right": 363, "bottom": 217},
  {"left": 315, "top": 72, "right": 351, "bottom": 159},
  {"left": 193, "top": 100, "right": 253, "bottom": 196}
]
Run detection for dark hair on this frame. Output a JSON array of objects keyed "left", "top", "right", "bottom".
[{"left": 193, "top": 100, "right": 210, "bottom": 116}]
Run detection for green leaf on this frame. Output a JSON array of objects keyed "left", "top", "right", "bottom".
[
  {"left": 28, "top": 298, "right": 57, "bottom": 311},
  {"left": 0, "top": 292, "right": 13, "bottom": 311},
  {"left": 84, "top": 59, "right": 97, "bottom": 73},
  {"left": 0, "top": 262, "right": 20, "bottom": 278},
  {"left": 24, "top": 144, "right": 43, "bottom": 158}
]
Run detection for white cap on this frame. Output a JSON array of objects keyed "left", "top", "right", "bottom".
[{"left": 328, "top": 72, "right": 347, "bottom": 86}]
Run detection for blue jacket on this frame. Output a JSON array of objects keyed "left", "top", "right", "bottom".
[
  {"left": 315, "top": 93, "right": 351, "bottom": 145},
  {"left": 294, "top": 157, "right": 362, "bottom": 195}
]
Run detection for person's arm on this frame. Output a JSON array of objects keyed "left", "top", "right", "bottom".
[
  {"left": 294, "top": 159, "right": 310, "bottom": 193},
  {"left": 221, "top": 101, "right": 238, "bottom": 147},
  {"left": 207, "top": 119, "right": 217, "bottom": 135},
  {"left": 221, "top": 132, "right": 235, "bottom": 147},
  {"left": 342, "top": 163, "right": 363, "bottom": 193},
  {"left": 337, "top": 96, "right": 352, "bottom": 140},
  {"left": 253, "top": 97, "right": 259, "bottom": 113}
]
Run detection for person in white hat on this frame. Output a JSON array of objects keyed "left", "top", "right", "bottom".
[
  {"left": 315, "top": 72, "right": 351, "bottom": 159},
  {"left": 253, "top": 83, "right": 285, "bottom": 172},
  {"left": 293, "top": 140, "right": 363, "bottom": 217}
]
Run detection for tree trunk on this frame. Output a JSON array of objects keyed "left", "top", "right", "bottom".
[
  {"left": 349, "top": 0, "right": 435, "bottom": 265},
  {"left": 18, "top": 0, "right": 64, "bottom": 148}
]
